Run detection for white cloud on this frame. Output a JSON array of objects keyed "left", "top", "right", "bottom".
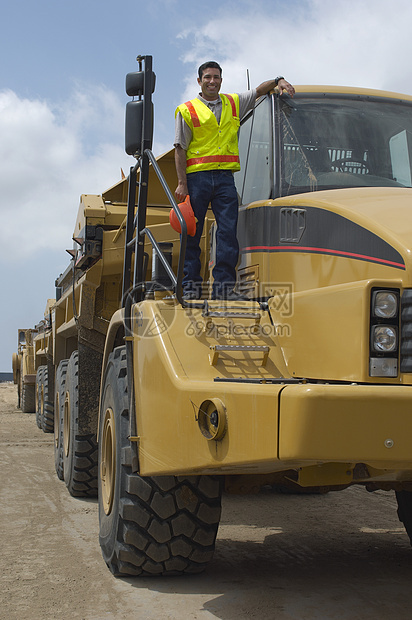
[
  {"left": 0, "top": 82, "right": 171, "bottom": 370},
  {"left": 178, "top": 0, "right": 412, "bottom": 100},
  {"left": 0, "top": 85, "right": 131, "bottom": 262}
]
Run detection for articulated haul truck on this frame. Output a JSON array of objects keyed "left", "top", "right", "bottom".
[
  {"left": 12, "top": 328, "right": 37, "bottom": 412},
  {"left": 17, "top": 55, "right": 412, "bottom": 576}
]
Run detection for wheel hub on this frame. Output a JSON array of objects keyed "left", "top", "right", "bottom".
[
  {"left": 54, "top": 393, "right": 60, "bottom": 450},
  {"left": 100, "top": 407, "right": 116, "bottom": 515},
  {"left": 63, "top": 391, "right": 70, "bottom": 457}
]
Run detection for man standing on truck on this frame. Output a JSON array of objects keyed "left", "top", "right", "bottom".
[{"left": 174, "top": 61, "right": 294, "bottom": 301}]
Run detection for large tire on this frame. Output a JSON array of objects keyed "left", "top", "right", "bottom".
[
  {"left": 21, "top": 382, "right": 36, "bottom": 413},
  {"left": 396, "top": 490, "right": 412, "bottom": 545},
  {"left": 63, "top": 351, "right": 98, "bottom": 497},
  {"left": 36, "top": 366, "right": 45, "bottom": 429},
  {"left": 54, "top": 360, "right": 68, "bottom": 481},
  {"left": 98, "top": 346, "right": 222, "bottom": 577},
  {"left": 41, "top": 365, "right": 54, "bottom": 433},
  {"left": 17, "top": 372, "right": 21, "bottom": 409}
]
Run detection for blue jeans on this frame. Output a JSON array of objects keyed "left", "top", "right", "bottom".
[{"left": 184, "top": 170, "right": 239, "bottom": 297}]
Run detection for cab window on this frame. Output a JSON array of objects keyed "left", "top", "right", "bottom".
[{"left": 235, "top": 96, "right": 272, "bottom": 205}]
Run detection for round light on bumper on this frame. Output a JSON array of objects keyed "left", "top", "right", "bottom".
[
  {"left": 373, "top": 291, "right": 398, "bottom": 318},
  {"left": 372, "top": 325, "right": 397, "bottom": 352}
]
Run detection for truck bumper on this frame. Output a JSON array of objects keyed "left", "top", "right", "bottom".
[{"left": 279, "top": 383, "right": 412, "bottom": 468}]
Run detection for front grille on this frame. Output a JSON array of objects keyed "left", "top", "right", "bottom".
[{"left": 400, "top": 289, "right": 412, "bottom": 373}]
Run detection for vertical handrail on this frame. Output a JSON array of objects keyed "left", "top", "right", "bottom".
[
  {"left": 134, "top": 55, "right": 154, "bottom": 297},
  {"left": 122, "top": 164, "right": 138, "bottom": 304},
  {"left": 144, "top": 149, "right": 190, "bottom": 306},
  {"left": 123, "top": 145, "right": 204, "bottom": 309},
  {"left": 133, "top": 150, "right": 150, "bottom": 299},
  {"left": 122, "top": 54, "right": 153, "bottom": 311}
]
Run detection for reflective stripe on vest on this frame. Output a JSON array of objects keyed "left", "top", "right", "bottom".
[
  {"left": 176, "top": 94, "right": 241, "bottom": 173},
  {"left": 225, "top": 93, "right": 237, "bottom": 117},
  {"left": 184, "top": 100, "right": 201, "bottom": 128},
  {"left": 186, "top": 155, "right": 240, "bottom": 167}
]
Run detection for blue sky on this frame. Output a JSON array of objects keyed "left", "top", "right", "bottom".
[{"left": 2, "top": 0, "right": 412, "bottom": 370}]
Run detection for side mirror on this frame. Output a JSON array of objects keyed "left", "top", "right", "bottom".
[
  {"left": 126, "top": 71, "right": 156, "bottom": 97},
  {"left": 125, "top": 100, "right": 143, "bottom": 156},
  {"left": 124, "top": 64, "right": 156, "bottom": 156},
  {"left": 125, "top": 100, "right": 154, "bottom": 156}
]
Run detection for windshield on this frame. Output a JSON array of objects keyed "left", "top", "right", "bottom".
[{"left": 279, "top": 94, "right": 412, "bottom": 196}]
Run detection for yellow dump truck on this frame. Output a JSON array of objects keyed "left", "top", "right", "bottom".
[
  {"left": 27, "top": 54, "right": 412, "bottom": 576},
  {"left": 12, "top": 328, "right": 38, "bottom": 412}
]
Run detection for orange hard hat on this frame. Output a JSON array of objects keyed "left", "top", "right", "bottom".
[{"left": 169, "top": 195, "right": 197, "bottom": 237}]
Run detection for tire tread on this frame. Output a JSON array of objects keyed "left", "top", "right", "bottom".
[{"left": 98, "top": 345, "right": 222, "bottom": 577}]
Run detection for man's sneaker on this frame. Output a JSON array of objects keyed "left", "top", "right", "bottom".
[{"left": 214, "top": 289, "right": 249, "bottom": 301}]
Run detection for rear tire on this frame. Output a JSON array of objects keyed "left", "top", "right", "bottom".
[
  {"left": 21, "top": 382, "right": 36, "bottom": 413},
  {"left": 63, "top": 351, "right": 98, "bottom": 497},
  {"left": 98, "top": 346, "right": 222, "bottom": 577},
  {"left": 17, "top": 372, "right": 21, "bottom": 409},
  {"left": 36, "top": 366, "right": 45, "bottom": 428},
  {"left": 54, "top": 360, "right": 68, "bottom": 481},
  {"left": 396, "top": 490, "right": 412, "bottom": 545},
  {"left": 41, "top": 365, "right": 54, "bottom": 433}
]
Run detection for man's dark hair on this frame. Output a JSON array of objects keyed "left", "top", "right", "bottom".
[{"left": 198, "top": 61, "right": 222, "bottom": 80}]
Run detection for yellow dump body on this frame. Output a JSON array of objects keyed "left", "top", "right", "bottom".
[{"left": 53, "top": 152, "right": 214, "bottom": 369}]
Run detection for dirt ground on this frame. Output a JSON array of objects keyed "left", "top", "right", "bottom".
[{"left": 2, "top": 382, "right": 412, "bottom": 620}]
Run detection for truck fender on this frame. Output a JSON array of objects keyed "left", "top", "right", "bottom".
[{"left": 98, "top": 308, "right": 125, "bottom": 438}]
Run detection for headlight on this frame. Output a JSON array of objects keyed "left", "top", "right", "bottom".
[
  {"left": 372, "top": 325, "right": 398, "bottom": 352},
  {"left": 373, "top": 291, "right": 398, "bottom": 318},
  {"left": 369, "top": 288, "right": 399, "bottom": 377}
]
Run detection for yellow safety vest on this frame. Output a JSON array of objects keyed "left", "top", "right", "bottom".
[{"left": 176, "top": 94, "right": 240, "bottom": 173}]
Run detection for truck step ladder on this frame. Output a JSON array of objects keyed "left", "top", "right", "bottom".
[{"left": 209, "top": 344, "right": 270, "bottom": 366}]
